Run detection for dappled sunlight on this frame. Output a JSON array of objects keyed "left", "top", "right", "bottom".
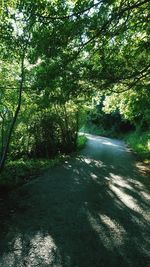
[
  {"left": 136, "top": 162, "right": 150, "bottom": 175},
  {"left": 87, "top": 210, "right": 126, "bottom": 250},
  {"left": 1, "top": 232, "right": 62, "bottom": 267},
  {"left": 108, "top": 173, "right": 150, "bottom": 221},
  {"left": 109, "top": 173, "right": 133, "bottom": 190},
  {"left": 84, "top": 157, "right": 92, "bottom": 164},
  {"left": 82, "top": 157, "right": 105, "bottom": 168},
  {"left": 140, "top": 191, "right": 150, "bottom": 201},
  {"left": 13, "top": 234, "right": 23, "bottom": 256},
  {"left": 127, "top": 178, "right": 145, "bottom": 189},
  {"left": 0, "top": 134, "right": 150, "bottom": 267},
  {"left": 110, "top": 182, "right": 142, "bottom": 212},
  {"left": 99, "top": 214, "right": 126, "bottom": 246},
  {"left": 91, "top": 173, "right": 98, "bottom": 181},
  {"left": 29, "top": 232, "right": 57, "bottom": 264}
]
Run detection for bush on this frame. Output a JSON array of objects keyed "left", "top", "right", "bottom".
[
  {"left": 124, "top": 130, "right": 150, "bottom": 162},
  {"left": 77, "top": 135, "right": 87, "bottom": 150},
  {"left": 84, "top": 104, "right": 134, "bottom": 138}
]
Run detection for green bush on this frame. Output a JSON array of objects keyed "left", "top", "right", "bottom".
[
  {"left": 77, "top": 135, "right": 87, "bottom": 150},
  {"left": 124, "top": 130, "right": 150, "bottom": 162}
]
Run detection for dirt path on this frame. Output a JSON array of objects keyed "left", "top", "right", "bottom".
[{"left": 0, "top": 134, "right": 150, "bottom": 267}]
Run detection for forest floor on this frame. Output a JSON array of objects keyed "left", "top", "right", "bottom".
[{"left": 0, "top": 134, "right": 150, "bottom": 267}]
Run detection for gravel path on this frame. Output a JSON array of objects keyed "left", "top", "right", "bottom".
[{"left": 0, "top": 134, "right": 150, "bottom": 267}]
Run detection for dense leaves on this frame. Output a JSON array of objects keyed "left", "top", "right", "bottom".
[{"left": 0, "top": 0, "right": 150, "bottom": 172}]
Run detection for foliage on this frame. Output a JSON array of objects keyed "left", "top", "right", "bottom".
[
  {"left": 103, "top": 88, "right": 150, "bottom": 129},
  {"left": 84, "top": 97, "right": 134, "bottom": 137},
  {"left": 124, "top": 130, "right": 150, "bottom": 162},
  {"left": 0, "top": 0, "right": 150, "bottom": 174},
  {"left": 81, "top": 123, "right": 103, "bottom": 136},
  {"left": 0, "top": 156, "right": 65, "bottom": 189},
  {"left": 77, "top": 134, "right": 87, "bottom": 150}
]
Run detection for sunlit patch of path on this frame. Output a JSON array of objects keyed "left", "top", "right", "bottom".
[{"left": 0, "top": 134, "right": 150, "bottom": 267}]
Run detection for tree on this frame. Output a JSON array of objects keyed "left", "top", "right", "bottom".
[
  {"left": 0, "top": 0, "right": 150, "bottom": 172},
  {"left": 0, "top": 4, "right": 32, "bottom": 171},
  {"left": 103, "top": 87, "right": 150, "bottom": 130}
]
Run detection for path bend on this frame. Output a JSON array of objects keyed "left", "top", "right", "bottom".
[{"left": 0, "top": 134, "right": 150, "bottom": 267}]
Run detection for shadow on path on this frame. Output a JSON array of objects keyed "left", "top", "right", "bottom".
[{"left": 0, "top": 135, "right": 150, "bottom": 267}]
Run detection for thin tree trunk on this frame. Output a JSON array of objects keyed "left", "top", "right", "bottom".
[
  {"left": 0, "top": 115, "right": 5, "bottom": 159},
  {"left": 75, "top": 109, "right": 79, "bottom": 148},
  {"left": 0, "top": 55, "right": 25, "bottom": 173}
]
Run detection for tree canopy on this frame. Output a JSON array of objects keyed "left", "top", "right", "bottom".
[{"left": 0, "top": 0, "right": 150, "bottom": 171}]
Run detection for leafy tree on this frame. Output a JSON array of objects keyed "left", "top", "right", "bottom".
[
  {"left": 0, "top": 0, "right": 150, "bottom": 173},
  {"left": 103, "top": 88, "right": 150, "bottom": 130},
  {"left": 0, "top": 4, "right": 32, "bottom": 171}
]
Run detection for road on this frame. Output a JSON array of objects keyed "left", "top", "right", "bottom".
[{"left": 0, "top": 134, "right": 150, "bottom": 267}]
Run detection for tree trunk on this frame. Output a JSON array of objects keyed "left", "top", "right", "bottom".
[
  {"left": 0, "top": 115, "right": 5, "bottom": 159},
  {"left": 0, "top": 55, "right": 25, "bottom": 173},
  {"left": 75, "top": 109, "right": 79, "bottom": 148}
]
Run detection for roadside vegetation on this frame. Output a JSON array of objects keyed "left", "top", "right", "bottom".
[
  {"left": 124, "top": 131, "right": 150, "bottom": 163},
  {"left": 0, "top": 135, "right": 86, "bottom": 189},
  {"left": 0, "top": 158, "right": 58, "bottom": 190},
  {"left": 77, "top": 135, "right": 87, "bottom": 150}
]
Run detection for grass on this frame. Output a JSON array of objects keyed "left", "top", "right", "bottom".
[
  {"left": 124, "top": 130, "right": 150, "bottom": 163},
  {"left": 0, "top": 135, "right": 87, "bottom": 191},
  {"left": 0, "top": 156, "right": 66, "bottom": 190}
]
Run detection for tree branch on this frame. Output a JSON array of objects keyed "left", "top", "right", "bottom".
[{"left": 37, "top": 1, "right": 102, "bottom": 21}]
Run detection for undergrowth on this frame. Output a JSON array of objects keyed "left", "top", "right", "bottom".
[
  {"left": 0, "top": 156, "right": 66, "bottom": 190},
  {"left": 77, "top": 134, "right": 87, "bottom": 150},
  {"left": 124, "top": 130, "right": 150, "bottom": 163},
  {"left": 0, "top": 135, "right": 87, "bottom": 190}
]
